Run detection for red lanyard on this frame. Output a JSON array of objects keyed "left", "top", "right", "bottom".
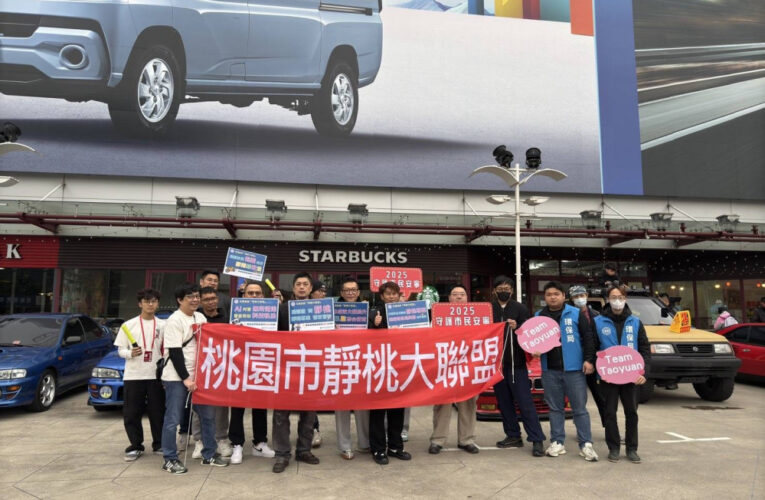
[{"left": 139, "top": 318, "right": 156, "bottom": 351}]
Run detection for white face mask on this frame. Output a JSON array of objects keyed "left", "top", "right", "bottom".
[
  {"left": 573, "top": 297, "right": 587, "bottom": 308},
  {"left": 609, "top": 299, "right": 626, "bottom": 311}
]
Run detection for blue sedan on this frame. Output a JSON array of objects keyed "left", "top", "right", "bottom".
[
  {"left": 88, "top": 350, "right": 125, "bottom": 411},
  {"left": 0, "top": 314, "right": 113, "bottom": 411}
]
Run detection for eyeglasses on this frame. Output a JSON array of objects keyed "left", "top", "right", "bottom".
[
  {"left": 201, "top": 297, "right": 217, "bottom": 302},
  {"left": 184, "top": 294, "right": 201, "bottom": 300},
  {"left": 341, "top": 288, "right": 359, "bottom": 293}
]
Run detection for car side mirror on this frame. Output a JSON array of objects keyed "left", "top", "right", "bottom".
[
  {"left": 63, "top": 335, "right": 82, "bottom": 346},
  {"left": 660, "top": 307, "right": 669, "bottom": 318}
]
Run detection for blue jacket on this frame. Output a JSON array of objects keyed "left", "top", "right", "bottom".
[
  {"left": 594, "top": 314, "right": 641, "bottom": 350},
  {"left": 536, "top": 304, "right": 584, "bottom": 372}
]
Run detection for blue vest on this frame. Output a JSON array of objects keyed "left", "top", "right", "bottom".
[
  {"left": 535, "top": 304, "right": 583, "bottom": 372},
  {"left": 594, "top": 314, "right": 641, "bottom": 350}
]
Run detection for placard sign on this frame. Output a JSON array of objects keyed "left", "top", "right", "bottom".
[
  {"left": 223, "top": 247, "right": 267, "bottom": 281},
  {"left": 596, "top": 345, "right": 645, "bottom": 385},
  {"left": 431, "top": 302, "right": 492, "bottom": 328},
  {"left": 370, "top": 267, "right": 423, "bottom": 296},
  {"left": 515, "top": 316, "right": 562, "bottom": 354},
  {"left": 334, "top": 301, "right": 370, "bottom": 330},
  {"left": 288, "top": 298, "right": 335, "bottom": 331},
  {"left": 230, "top": 298, "right": 279, "bottom": 331},
  {"left": 384, "top": 300, "right": 430, "bottom": 329},
  {"left": 670, "top": 310, "right": 692, "bottom": 333}
]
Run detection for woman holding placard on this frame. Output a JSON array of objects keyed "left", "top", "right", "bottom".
[{"left": 594, "top": 284, "right": 650, "bottom": 464}]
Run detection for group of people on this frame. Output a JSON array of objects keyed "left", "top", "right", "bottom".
[{"left": 113, "top": 269, "right": 651, "bottom": 475}]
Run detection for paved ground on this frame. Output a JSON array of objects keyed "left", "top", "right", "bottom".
[{"left": 1, "top": 381, "right": 763, "bottom": 499}]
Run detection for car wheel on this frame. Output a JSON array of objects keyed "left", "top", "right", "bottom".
[
  {"left": 311, "top": 60, "right": 358, "bottom": 137},
  {"left": 693, "top": 377, "right": 735, "bottom": 402},
  {"left": 637, "top": 379, "right": 654, "bottom": 403},
  {"left": 108, "top": 45, "right": 182, "bottom": 137},
  {"left": 27, "top": 370, "right": 57, "bottom": 412}
]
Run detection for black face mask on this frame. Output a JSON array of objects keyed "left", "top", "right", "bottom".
[{"left": 496, "top": 291, "right": 511, "bottom": 302}]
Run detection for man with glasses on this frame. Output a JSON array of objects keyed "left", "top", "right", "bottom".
[
  {"left": 199, "top": 270, "right": 231, "bottom": 319},
  {"left": 115, "top": 288, "right": 165, "bottom": 462},
  {"left": 227, "top": 280, "right": 276, "bottom": 464},
  {"left": 429, "top": 285, "right": 480, "bottom": 455},
  {"left": 160, "top": 283, "right": 229, "bottom": 474},
  {"left": 334, "top": 276, "right": 371, "bottom": 458},
  {"left": 490, "top": 276, "right": 546, "bottom": 457}
]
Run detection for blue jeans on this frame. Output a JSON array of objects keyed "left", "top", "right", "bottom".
[
  {"left": 493, "top": 366, "right": 546, "bottom": 443},
  {"left": 161, "top": 381, "right": 217, "bottom": 461},
  {"left": 541, "top": 369, "right": 592, "bottom": 448}
]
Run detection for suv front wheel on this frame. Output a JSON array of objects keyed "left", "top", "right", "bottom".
[
  {"left": 109, "top": 45, "right": 182, "bottom": 136},
  {"left": 311, "top": 60, "right": 358, "bottom": 137},
  {"left": 693, "top": 377, "right": 735, "bottom": 402}
]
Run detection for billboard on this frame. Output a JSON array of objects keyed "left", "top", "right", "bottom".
[{"left": 1, "top": 1, "right": 761, "bottom": 200}]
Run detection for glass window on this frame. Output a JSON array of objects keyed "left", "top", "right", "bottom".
[
  {"left": 742, "top": 279, "right": 765, "bottom": 322},
  {"left": 0, "top": 317, "right": 62, "bottom": 347},
  {"left": 0, "top": 269, "right": 55, "bottom": 314},
  {"left": 63, "top": 317, "right": 85, "bottom": 343},
  {"left": 470, "top": 274, "right": 490, "bottom": 302},
  {"left": 106, "top": 270, "right": 147, "bottom": 319},
  {"left": 749, "top": 326, "right": 765, "bottom": 347},
  {"left": 726, "top": 326, "right": 749, "bottom": 343},
  {"left": 61, "top": 269, "right": 109, "bottom": 318},
  {"left": 561, "top": 260, "right": 602, "bottom": 277},
  {"left": 620, "top": 262, "right": 648, "bottom": 278},
  {"left": 696, "top": 280, "right": 742, "bottom": 330},
  {"left": 652, "top": 281, "right": 695, "bottom": 324},
  {"left": 151, "top": 271, "right": 192, "bottom": 312},
  {"left": 80, "top": 316, "right": 104, "bottom": 341},
  {"left": 529, "top": 260, "right": 559, "bottom": 276}
]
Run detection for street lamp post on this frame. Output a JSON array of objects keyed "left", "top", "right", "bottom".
[{"left": 470, "top": 156, "right": 567, "bottom": 300}]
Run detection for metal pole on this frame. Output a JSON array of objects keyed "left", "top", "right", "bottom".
[{"left": 514, "top": 162, "right": 522, "bottom": 300}]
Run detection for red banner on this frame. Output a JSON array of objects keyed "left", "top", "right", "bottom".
[{"left": 192, "top": 323, "right": 504, "bottom": 410}]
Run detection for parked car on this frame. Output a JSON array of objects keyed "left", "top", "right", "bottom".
[
  {"left": 88, "top": 349, "right": 125, "bottom": 411},
  {"left": 0, "top": 313, "right": 113, "bottom": 411},
  {"left": 588, "top": 290, "right": 741, "bottom": 402},
  {"left": 476, "top": 357, "right": 571, "bottom": 421},
  {"left": 715, "top": 323, "right": 765, "bottom": 379},
  {"left": 0, "top": 1, "right": 383, "bottom": 137}
]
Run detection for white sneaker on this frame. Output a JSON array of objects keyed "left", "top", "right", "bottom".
[
  {"left": 177, "top": 434, "right": 189, "bottom": 452},
  {"left": 192, "top": 440, "right": 204, "bottom": 459},
  {"left": 312, "top": 430, "right": 322, "bottom": 448},
  {"left": 217, "top": 439, "right": 233, "bottom": 458},
  {"left": 252, "top": 441, "right": 276, "bottom": 458},
  {"left": 230, "top": 445, "right": 243, "bottom": 465},
  {"left": 579, "top": 442, "right": 599, "bottom": 462},
  {"left": 545, "top": 441, "right": 566, "bottom": 457}
]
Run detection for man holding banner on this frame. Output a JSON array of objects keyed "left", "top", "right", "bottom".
[
  {"left": 535, "top": 281, "right": 598, "bottom": 462},
  {"left": 490, "top": 276, "right": 546, "bottom": 457},
  {"left": 272, "top": 272, "right": 321, "bottom": 473},
  {"left": 594, "top": 284, "right": 650, "bottom": 464}
]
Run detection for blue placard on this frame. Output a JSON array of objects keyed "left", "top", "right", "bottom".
[
  {"left": 230, "top": 298, "right": 279, "bottom": 331},
  {"left": 223, "top": 247, "right": 267, "bottom": 281},
  {"left": 385, "top": 300, "right": 431, "bottom": 329},
  {"left": 334, "top": 301, "right": 370, "bottom": 330},
  {"left": 288, "top": 298, "right": 336, "bottom": 331}
]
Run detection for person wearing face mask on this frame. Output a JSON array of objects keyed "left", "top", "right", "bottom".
[
  {"left": 490, "top": 276, "right": 546, "bottom": 457},
  {"left": 594, "top": 285, "right": 650, "bottom": 464},
  {"left": 569, "top": 285, "right": 607, "bottom": 429}
]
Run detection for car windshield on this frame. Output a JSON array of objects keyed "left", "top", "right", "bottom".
[
  {"left": 0, "top": 317, "right": 63, "bottom": 347},
  {"left": 627, "top": 297, "right": 673, "bottom": 326}
]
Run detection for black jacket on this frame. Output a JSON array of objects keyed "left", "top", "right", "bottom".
[
  {"left": 751, "top": 306, "right": 765, "bottom": 323},
  {"left": 199, "top": 307, "right": 228, "bottom": 324},
  {"left": 595, "top": 304, "right": 650, "bottom": 361},
  {"left": 598, "top": 270, "right": 621, "bottom": 287},
  {"left": 368, "top": 303, "right": 388, "bottom": 329},
  {"left": 491, "top": 299, "right": 531, "bottom": 370}
]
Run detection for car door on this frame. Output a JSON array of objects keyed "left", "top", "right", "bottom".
[
  {"left": 742, "top": 325, "right": 765, "bottom": 377},
  {"left": 58, "top": 318, "right": 88, "bottom": 390},
  {"left": 726, "top": 325, "right": 754, "bottom": 375},
  {"left": 173, "top": 0, "right": 250, "bottom": 81},
  {"left": 246, "top": 0, "right": 322, "bottom": 83},
  {"left": 78, "top": 316, "right": 112, "bottom": 384}
]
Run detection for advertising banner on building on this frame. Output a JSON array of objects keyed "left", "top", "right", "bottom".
[{"left": 192, "top": 322, "right": 505, "bottom": 410}]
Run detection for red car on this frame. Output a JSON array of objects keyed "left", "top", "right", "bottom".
[
  {"left": 476, "top": 357, "right": 571, "bottom": 421},
  {"left": 716, "top": 323, "right": 765, "bottom": 378}
]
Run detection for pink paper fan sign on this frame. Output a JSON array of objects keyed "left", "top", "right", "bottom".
[
  {"left": 515, "top": 316, "right": 562, "bottom": 354},
  {"left": 596, "top": 346, "right": 645, "bottom": 384}
]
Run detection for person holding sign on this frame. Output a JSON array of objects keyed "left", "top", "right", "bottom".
[
  {"left": 334, "top": 276, "right": 371, "bottom": 460},
  {"left": 114, "top": 288, "right": 166, "bottom": 462},
  {"left": 535, "top": 281, "right": 599, "bottom": 462},
  {"left": 429, "top": 285, "right": 480, "bottom": 455},
  {"left": 367, "top": 281, "right": 411, "bottom": 465},
  {"left": 594, "top": 284, "right": 650, "bottom": 464},
  {"left": 272, "top": 273, "right": 321, "bottom": 473},
  {"left": 489, "top": 276, "right": 546, "bottom": 457}
]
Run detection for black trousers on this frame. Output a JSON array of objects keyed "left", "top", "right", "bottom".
[
  {"left": 601, "top": 381, "right": 639, "bottom": 451},
  {"left": 123, "top": 379, "right": 165, "bottom": 452},
  {"left": 586, "top": 372, "right": 608, "bottom": 427},
  {"left": 369, "top": 408, "right": 404, "bottom": 453},
  {"left": 228, "top": 407, "right": 268, "bottom": 446}
]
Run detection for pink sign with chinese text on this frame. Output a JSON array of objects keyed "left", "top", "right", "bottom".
[
  {"left": 515, "top": 316, "right": 562, "bottom": 354},
  {"left": 596, "top": 346, "right": 645, "bottom": 384},
  {"left": 432, "top": 302, "right": 493, "bottom": 328},
  {"left": 369, "top": 267, "right": 423, "bottom": 296}
]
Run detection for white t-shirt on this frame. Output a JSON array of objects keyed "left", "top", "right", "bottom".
[
  {"left": 161, "top": 309, "right": 207, "bottom": 382},
  {"left": 114, "top": 316, "right": 165, "bottom": 381}
]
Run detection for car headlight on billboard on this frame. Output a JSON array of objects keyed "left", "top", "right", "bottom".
[
  {"left": 92, "top": 367, "right": 120, "bottom": 378},
  {"left": 650, "top": 343, "right": 675, "bottom": 354},
  {"left": 0, "top": 369, "right": 27, "bottom": 380},
  {"left": 713, "top": 343, "right": 733, "bottom": 354}
]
